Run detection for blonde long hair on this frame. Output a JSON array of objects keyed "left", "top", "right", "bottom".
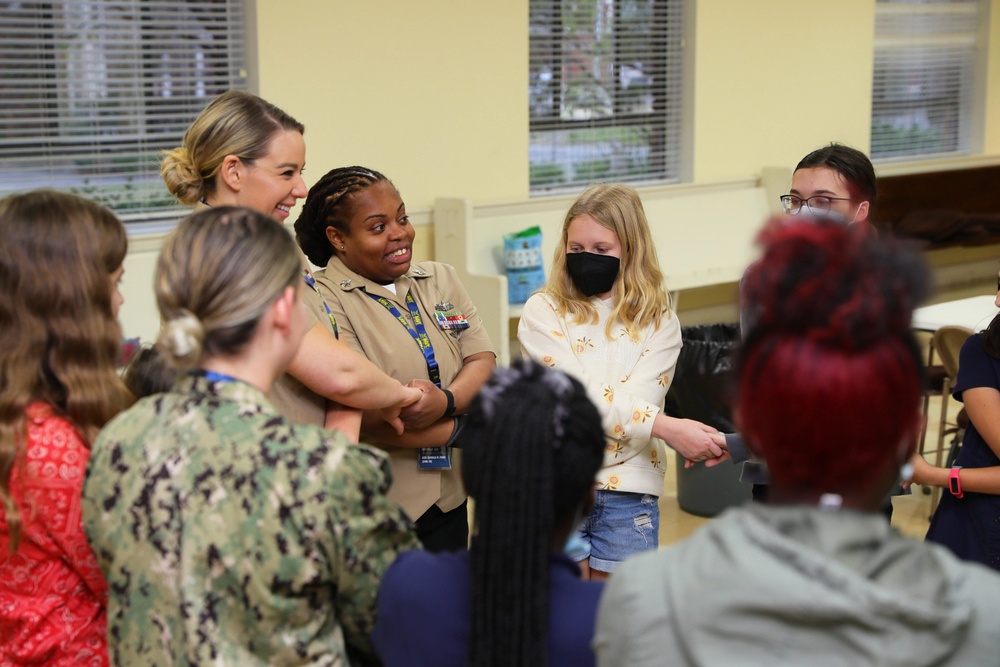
[
  {"left": 0, "top": 190, "right": 133, "bottom": 551},
  {"left": 542, "top": 183, "right": 671, "bottom": 338}
]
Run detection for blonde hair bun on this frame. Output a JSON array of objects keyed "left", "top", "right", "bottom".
[
  {"left": 160, "top": 147, "right": 204, "bottom": 206},
  {"left": 158, "top": 310, "right": 205, "bottom": 367}
]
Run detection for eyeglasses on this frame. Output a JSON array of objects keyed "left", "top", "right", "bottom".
[{"left": 780, "top": 194, "right": 853, "bottom": 216}]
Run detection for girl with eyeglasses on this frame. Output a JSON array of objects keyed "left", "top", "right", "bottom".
[
  {"left": 778, "top": 142, "right": 876, "bottom": 228},
  {"left": 724, "top": 143, "right": 880, "bottom": 501}
]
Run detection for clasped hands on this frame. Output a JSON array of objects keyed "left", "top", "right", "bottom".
[
  {"left": 663, "top": 417, "right": 730, "bottom": 469},
  {"left": 398, "top": 379, "right": 451, "bottom": 430}
]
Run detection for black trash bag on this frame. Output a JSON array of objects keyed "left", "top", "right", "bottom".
[
  {"left": 663, "top": 322, "right": 748, "bottom": 518},
  {"left": 663, "top": 323, "right": 740, "bottom": 432}
]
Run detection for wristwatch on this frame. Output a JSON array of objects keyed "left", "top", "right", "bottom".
[{"left": 949, "top": 466, "right": 964, "bottom": 499}]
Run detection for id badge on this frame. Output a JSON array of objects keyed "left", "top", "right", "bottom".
[{"left": 418, "top": 445, "right": 453, "bottom": 470}]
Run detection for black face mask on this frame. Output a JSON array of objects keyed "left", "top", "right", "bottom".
[{"left": 565, "top": 252, "right": 620, "bottom": 297}]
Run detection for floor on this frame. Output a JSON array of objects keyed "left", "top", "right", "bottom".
[{"left": 658, "top": 392, "right": 956, "bottom": 546}]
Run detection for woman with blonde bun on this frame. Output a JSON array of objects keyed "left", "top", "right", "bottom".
[
  {"left": 161, "top": 90, "right": 420, "bottom": 438},
  {"left": 83, "top": 206, "right": 420, "bottom": 666}
]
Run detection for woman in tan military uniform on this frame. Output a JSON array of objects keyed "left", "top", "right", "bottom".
[
  {"left": 160, "top": 91, "right": 420, "bottom": 435},
  {"left": 294, "top": 166, "right": 496, "bottom": 552}
]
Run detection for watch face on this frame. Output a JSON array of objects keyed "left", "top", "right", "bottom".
[{"left": 950, "top": 475, "right": 960, "bottom": 494}]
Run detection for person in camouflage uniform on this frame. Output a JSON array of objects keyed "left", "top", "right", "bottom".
[{"left": 82, "top": 206, "right": 419, "bottom": 666}]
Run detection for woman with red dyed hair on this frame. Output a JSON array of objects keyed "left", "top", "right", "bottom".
[
  {"left": 723, "top": 142, "right": 880, "bottom": 499},
  {"left": 593, "top": 221, "right": 1000, "bottom": 666}
]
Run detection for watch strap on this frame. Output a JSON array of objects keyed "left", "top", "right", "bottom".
[{"left": 949, "top": 466, "right": 964, "bottom": 499}]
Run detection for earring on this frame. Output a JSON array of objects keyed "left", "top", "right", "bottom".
[{"left": 340, "top": 244, "right": 345, "bottom": 250}]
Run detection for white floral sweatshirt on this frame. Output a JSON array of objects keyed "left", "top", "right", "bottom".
[{"left": 518, "top": 293, "right": 682, "bottom": 497}]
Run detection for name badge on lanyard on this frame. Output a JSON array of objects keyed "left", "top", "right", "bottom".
[{"left": 366, "top": 289, "right": 451, "bottom": 470}]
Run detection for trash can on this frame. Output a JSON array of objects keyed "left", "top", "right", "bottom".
[{"left": 664, "top": 323, "right": 751, "bottom": 517}]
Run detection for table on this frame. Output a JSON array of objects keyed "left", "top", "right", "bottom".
[{"left": 912, "top": 294, "right": 998, "bottom": 333}]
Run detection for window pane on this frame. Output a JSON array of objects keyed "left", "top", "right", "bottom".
[
  {"left": 870, "top": 0, "right": 982, "bottom": 161},
  {"left": 529, "top": 0, "right": 684, "bottom": 193},
  {"left": 0, "top": 0, "right": 248, "bottom": 222}
]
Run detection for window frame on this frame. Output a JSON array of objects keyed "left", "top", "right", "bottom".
[
  {"left": 869, "top": 0, "right": 989, "bottom": 164},
  {"left": 528, "top": 0, "right": 687, "bottom": 194},
  {"left": 0, "top": 0, "right": 256, "bottom": 229}
]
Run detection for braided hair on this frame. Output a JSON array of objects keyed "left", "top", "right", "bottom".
[
  {"left": 460, "top": 358, "right": 604, "bottom": 667},
  {"left": 293, "top": 166, "right": 390, "bottom": 267},
  {"left": 738, "top": 220, "right": 931, "bottom": 495}
]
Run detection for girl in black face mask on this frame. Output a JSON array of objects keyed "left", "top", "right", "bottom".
[{"left": 517, "top": 183, "right": 727, "bottom": 582}]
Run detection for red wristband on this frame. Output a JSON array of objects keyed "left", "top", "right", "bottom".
[{"left": 949, "top": 466, "right": 964, "bottom": 499}]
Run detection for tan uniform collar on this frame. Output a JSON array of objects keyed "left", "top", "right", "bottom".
[{"left": 324, "top": 255, "right": 434, "bottom": 294}]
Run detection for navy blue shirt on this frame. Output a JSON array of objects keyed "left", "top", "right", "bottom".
[
  {"left": 372, "top": 549, "right": 604, "bottom": 667},
  {"left": 926, "top": 333, "right": 1000, "bottom": 571}
]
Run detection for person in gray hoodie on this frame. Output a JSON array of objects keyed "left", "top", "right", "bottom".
[{"left": 593, "top": 219, "right": 1000, "bottom": 666}]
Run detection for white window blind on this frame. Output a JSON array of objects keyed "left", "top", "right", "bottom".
[
  {"left": 529, "top": 0, "right": 685, "bottom": 193},
  {"left": 871, "top": 0, "right": 985, "bottom": 161},
  {"left": 0, "top": 0, "right": 249, "bottom": 224}
]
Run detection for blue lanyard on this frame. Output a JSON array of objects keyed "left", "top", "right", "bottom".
[
  {"left": 302, "top": 270, "right": 339, "bottom": 339},
  {"left": 202, "top": 370, "right": 238, "bottom": 383},
  {"left": 365, "top": 290, "right": 441, "bottom": 388}
]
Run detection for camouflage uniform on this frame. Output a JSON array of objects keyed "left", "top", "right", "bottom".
[{"left": 82, "top": 371, "right": 419, "bottom": 666}]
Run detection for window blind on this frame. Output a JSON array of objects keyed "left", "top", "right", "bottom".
[
  {"left": 871, "top": 0, "right": 985, "bottom": 161},
  {"left": 529, "top": 0, "right": 685, "bottom": 193},
  {"left": 0, "top": 0, "right": 249, "bottom": 223}
]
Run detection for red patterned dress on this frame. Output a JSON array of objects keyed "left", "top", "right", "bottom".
[{"left": 0, "top": 403, "right": 108, "bottom": 666}]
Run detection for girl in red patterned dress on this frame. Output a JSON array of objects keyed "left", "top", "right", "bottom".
[{"left": 0, "top": 191, "right": 132, "bottom": 666}]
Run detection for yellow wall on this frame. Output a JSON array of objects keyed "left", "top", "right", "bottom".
[
  {"left": 691, "top": 0, "right": 877, "bottom": 182},
  {"left": 257, "top": 0, "right": 998, "bottom": 208},
  {"left": 986, "top": 0, "right": 1000, "bottom": 153},
  {"left": 257, "top": 2, "right": 528, "bottom": 207},
  {"left": 117, "top": 0, "right": 1000, "bottom": 342}
]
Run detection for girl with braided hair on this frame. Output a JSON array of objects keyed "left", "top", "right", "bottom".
[
  {"left": 518, "top": 183, "right": 726, "bottom": 579},
  {"left": 294, "top": 166, "right": 496, "bottom": 552},
  {"left": 160, "top": 91, "right": 420, "bottom": 439},
  {"left": 372, "top": 359, "right": 606, "bottom": 667},
  {"left": 594, "top": 220, "right": 1000, "bottom": 666}
]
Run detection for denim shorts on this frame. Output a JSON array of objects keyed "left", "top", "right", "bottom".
[{"left": 573, "top": 490, "right": 659, "bottom": 573}]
